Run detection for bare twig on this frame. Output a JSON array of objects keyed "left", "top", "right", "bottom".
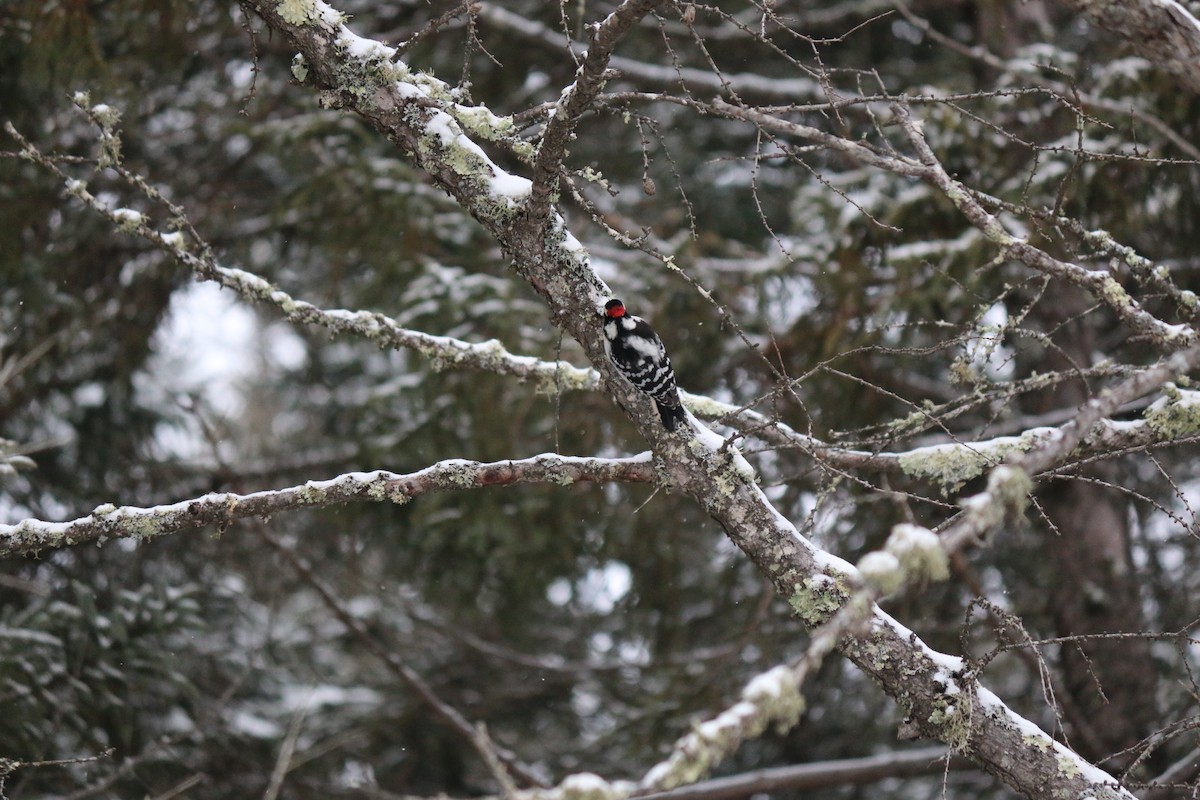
[
  {"left": 257, "top": 526, "right": 547, "bottom": 789},
  {"left": 527, "top": 0, "right": 667, "bottom": 223}
]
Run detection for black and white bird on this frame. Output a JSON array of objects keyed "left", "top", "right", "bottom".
[{"left": 602, "top": 298, "right": 688, "bottom": 432}]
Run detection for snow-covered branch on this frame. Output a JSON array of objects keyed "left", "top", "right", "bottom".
[
  {"left": 3, "top": 119, "right": 598, "bottom": 396},
  {"left": 891, "top": 103, "right": 1196, "bottom": 350},
  {"left": 936, "top": 342, "right": 1200, "bottom": 555},
  {"left": 0, "top": 454, "right": 653, "bottom": 558},
  {"left": 1052, "top": 0, "right": 1200, "bottom": 95}
]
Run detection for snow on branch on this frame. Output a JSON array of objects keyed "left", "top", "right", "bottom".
[
  {"left": 1053, "top": 0, "right": 1200, "bottom": 95},
  {"left": 703, "top": 98, "right": 1196, "bottom": 351},
  {"left": 247, "top": 0, "right": 611, "bottom": 321},
  {"left": 4, "top": 116, "right": 596, "bottom": 394},
  {"left": 0, "top": 454, "right": 654, "bottom": 558},
  {"left": 938, "top": 342, "right": 1200, "bottom": 555},
  {"left": 639, "top": 663, "right": 807, "bottom": 793}
]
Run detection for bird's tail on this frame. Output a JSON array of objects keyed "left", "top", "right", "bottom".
[{"left": 656, "top": 400, "right": 688, "bottom": 432}]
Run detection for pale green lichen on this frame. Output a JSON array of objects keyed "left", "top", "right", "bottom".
[
  {"left": 533, "top": 364, "right": 597, "bottom": 396},
  {"left": 1056, "top": 752, "right": 1080, "bottom": 777},
  {"left": 985, "top": 464, "right": 1032, "bottom": 519},
  {"left": 126, "top": 511, "right": 166, "bottom": 539},
  {"left": 743, "top": 666, "right": 807, "bottom": 728},
  {"left": 278, "top": 0, "right": 318, "bottom": 26},
  {"left": 1099, "top": 277, "right": 1132, "bottom": 308},
  {"left": 446, "top": 465, "right": 478, "bottom": 487},
  {"left": 1145, "top": 384, "right": 1200, "bottom": 439},
  {"left": 899, "top": 440, "right": 1011, "bottom": 494},
  {"left": 295, "top": 484, "right": 324, "bottom": 503},
  {"left": 676, "top": 394, "right": 730, "bottom": 419},
  {"left": 884, "top": 403, "right": 937, "bottom": 439},
  {"left": 112, "top": 209, "right": 144, "bottom": 233},
  {"left": 858, "top": 523, "right": 949, "bottom": 594},
  {"left": 927, "top": 693, "right": 972, "bottom": 751},
  {"left": 788, "top": 574, "right": 848, "bottom": 626},
  {"left": 90, "top": 103, "right": 121, "bottom": 128},
  {"left": 97, "top": 129, "right": 122, "bottom": 168},
  {"left": 886, "top": 523, "right": 949, "bottom": 584},
  {"left": 160, "top": 230, "right": 186, "bottom": 251},
  {"left": 900, "top": 428, "right": 1052, "bottom": 495},
  {"left": 1022, "top": 731, "right": 1052, "bottom": 750},
  {"left": 331, "top": 41, "right": 405, "bottom": 98},
  {"left": 856, "top": 551, "right": 904, "bottom": 595},
  {"left": 687, "top": 439, "right": 755, "bottom": 496},
  {"left": 452, "top": 105, "right": 517, "bottom": 142}
]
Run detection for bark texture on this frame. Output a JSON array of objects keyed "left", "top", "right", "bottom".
[{"left": 1054, "top": 0, "right": 1200, "bottom": 95}]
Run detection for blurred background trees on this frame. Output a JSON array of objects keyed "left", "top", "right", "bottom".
[{"left": 2, "top": 0, "right": 1199, "bottom": 797}]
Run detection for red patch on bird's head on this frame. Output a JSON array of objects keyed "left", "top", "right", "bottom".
[{"left": 605, "top": 299, "right": 626, "bottom": 318}]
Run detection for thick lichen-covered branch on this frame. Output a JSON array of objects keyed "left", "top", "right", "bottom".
[{"left": 937, "top": 342, "right": 1200, "bottom": 556}]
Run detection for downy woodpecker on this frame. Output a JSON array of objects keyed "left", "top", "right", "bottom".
[{"left": 602, "top": 298, "right": 687, "bottom": 432}]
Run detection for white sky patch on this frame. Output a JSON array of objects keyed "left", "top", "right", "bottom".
[
  {"left": 150, "top": 282, "right": 257, "bottom": 416},
  {"left": 139, "top": 282, "right": 260, "bottom": 461},
  {"left": 546, "top": 561, "right": 632, "bottom": 614},
  {"left": 960, "top": 300, "right": 1014, "bottom": 381},
  {"left": 263, "top": 320, "right": 307, "bottom": 371}
]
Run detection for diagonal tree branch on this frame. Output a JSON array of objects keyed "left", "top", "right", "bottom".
[
  {"left": 706, "top": 99, "right": 1195, "bottom": 351},
  {"left": 256, "top": 525, "right": 547, "bottom": 789},
  {"left": 1051, "top": 0, "right": 1200, "bottom": 95}
]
